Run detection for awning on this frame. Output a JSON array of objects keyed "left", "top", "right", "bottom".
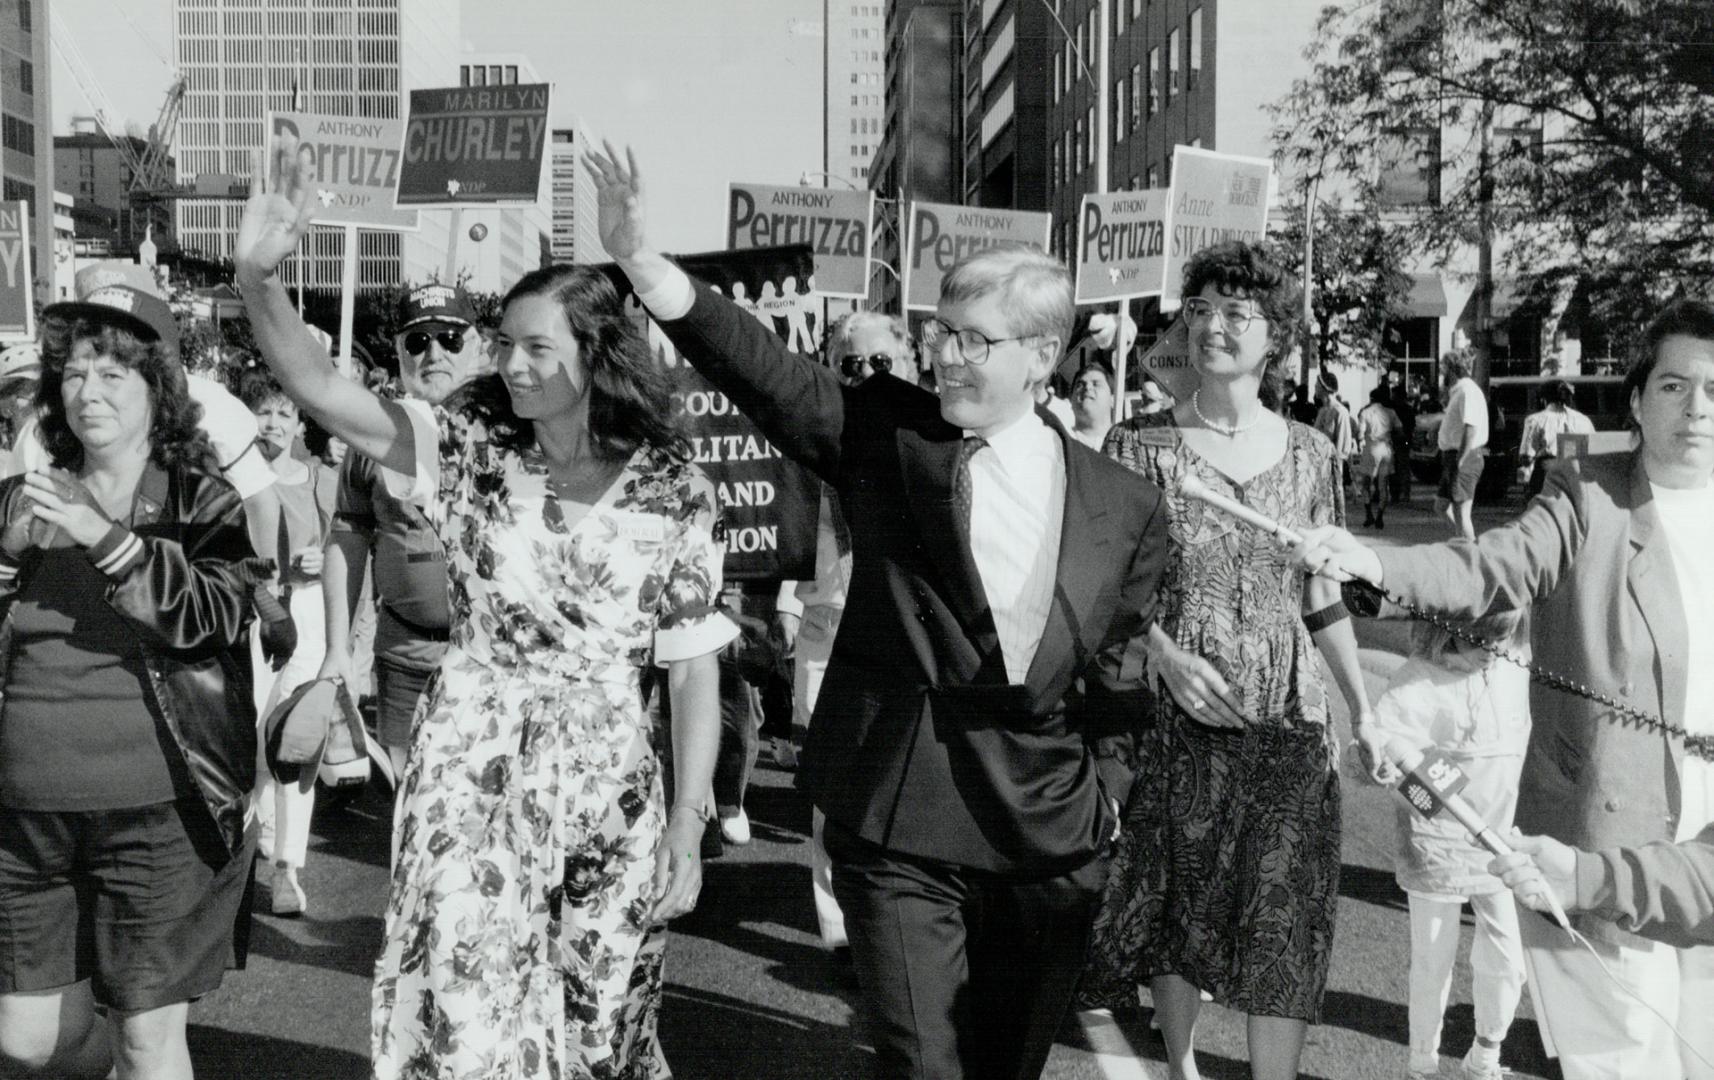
[{"left": 1401, "top": 272, "right": 1448, "bottom": 318}]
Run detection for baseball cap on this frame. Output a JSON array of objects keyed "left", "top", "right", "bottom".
[
  {"left": 398, "top": 283, "right": 476, "bottom": 331},
  {"left": 44, "top": 264, "right": 180, "bottom": 350}
]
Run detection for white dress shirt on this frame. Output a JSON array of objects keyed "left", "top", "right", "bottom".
[
  {"left": 1438, "top": 377, "right": 1490, "bottom": 452},
  {"left": 966, "top": 411, "right": 1065, "bottom": 685},
  {"left": 1651, "top": 481, "right": 1714, "bottom": 843}
]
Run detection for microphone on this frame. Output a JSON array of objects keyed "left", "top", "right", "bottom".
[{"left": 1383, "top": 736, "right": 1572, "bottom": 931}]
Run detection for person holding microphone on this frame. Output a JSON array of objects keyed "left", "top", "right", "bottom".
[{"left": 1292, "top": 298, "right": 1714, "bottom": 1079}]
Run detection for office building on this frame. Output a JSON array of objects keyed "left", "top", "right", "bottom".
[
  {"left": 828, "top": 2, "right": 889, "bottom": 187},
  {"left": 173, "top": 0, "right": 461, "bottom": 293},
  {"left": 55, "top": 123, "right": 176, "bottom": 258},
  {"left": 2, "top": 0, "right": 54, "bottom": 311},
  {"left": 550, "top": 125, "right": 605, "bottom": 265}
]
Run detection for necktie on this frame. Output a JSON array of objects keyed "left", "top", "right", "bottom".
[{"left": 954, "top": 436, "right": 987, "bottom": 539}]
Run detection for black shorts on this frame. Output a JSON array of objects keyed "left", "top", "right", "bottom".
[
  {"left": 0, "top": 800, "right": 256, "bottom": 1011},
  {"left": 1438, "top": 449, "right": 1485, "bottom": 503},
  {"left": 375, "top": 659, "right": 435, "bottom": 749}
]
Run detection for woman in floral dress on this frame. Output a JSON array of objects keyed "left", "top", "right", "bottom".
[
  {"left": 1084, "top": 243, "right": 1383, "bottom": 1080},
  {"left": 234, "top": 138, "right": 733, "bottom": 1079}
]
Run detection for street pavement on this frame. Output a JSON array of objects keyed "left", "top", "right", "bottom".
[{"left": 188, "top": 490, "right": 1570, "bottom": 1079}]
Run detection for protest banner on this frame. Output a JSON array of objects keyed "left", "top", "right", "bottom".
[
  {"left": 0, "top": 202, "right": 32, "bottom": 341},
  {"left": 396, "top": 83, "right": 552, "bottom": 206},
  {"left": 609, "top": 246, "right": 821, "bottom": 581},
  {"left": 727, "top": 182, "right": 873, "bottom": 299},
  {"left": 1074, "top": 188, "right": 1170, "bottom": 304},
  {"left": 1163, "top": 146, "right": 1273, "bottom": 302},
  {"left": 269, "top": 112, "right": 418, "bottom": 230},
  {"left": 902, "top": 201, "right": 1052, "bottom": 311}
]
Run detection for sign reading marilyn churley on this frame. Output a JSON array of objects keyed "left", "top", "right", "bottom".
[{"left": 396, "top": 83, "right": 552, "bottom": 207}]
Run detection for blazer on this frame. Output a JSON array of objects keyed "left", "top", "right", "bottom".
[
  {"left": 1378, "top": 452, "right": 1691, "bottom": 943},
  {"left": 659, "top": 281, "right": 1168, "bottom": 874},
  {"left": 1575, "top": 823, "right": 1714, "bottom": 949}
]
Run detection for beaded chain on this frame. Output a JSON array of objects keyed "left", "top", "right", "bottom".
[{"left": 1348, "top": 581, "right": 1714, "bottom": 764}]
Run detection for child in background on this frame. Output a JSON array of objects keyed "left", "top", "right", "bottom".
[{"left": 1371, "top": 611, "right": 1531, "bottom": 1080}]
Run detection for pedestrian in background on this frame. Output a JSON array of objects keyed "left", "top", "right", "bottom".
[
  {"left": 1370, "top": 612, "right": 1531, "bottom": 1080},
  {"left": 1314, "top": 371, "right": 1356, "bottom": 491},
  {"left": 1356, "top": 385, "right": 1401, "bottom": 529},
  {"left": 1515, "top": 380, "right": 1594, "bottom": 497},
  {"left": 1388, "top": 370, "right": 1418, "bottom": 505},
  {"left": 240, "top": 369, "right": 333, "bottom": 917},
  {"left": 0, "top": 286, "right": 263, "bottom": 1080},
  {"left": 1435, "top": 352, "right": 1488, "bottom": 540}
]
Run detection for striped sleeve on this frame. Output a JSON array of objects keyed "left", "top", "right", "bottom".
[{"left": 87, "top": 522, "right": 146, "bottom": 580}]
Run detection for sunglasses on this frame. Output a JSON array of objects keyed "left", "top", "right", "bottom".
[
  {"left": 402, "top": 329, "right": 466, "bottom": 357},
  {"left": 838, "top": 352, "right": 894, "bottom": 379}
]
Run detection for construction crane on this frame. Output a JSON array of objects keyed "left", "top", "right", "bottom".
[{"left": 51, "top": 6, "right": 185, "bottom": 194}]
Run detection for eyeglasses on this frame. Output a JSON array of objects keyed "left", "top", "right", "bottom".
[
  {"left": 919, "top": 318, "right": 1031, "bottom": 366},
  {"left": 402, "top": 328, "right": 466, "bottom": 357},
  {"left": 1182, "top": 298, "right": 1262, "bottom": 335},
  {"left": 838, "top": 353, "right": 894, "bottom": 379}
]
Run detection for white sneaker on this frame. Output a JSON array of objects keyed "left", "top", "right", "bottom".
[
  {"left": 772, "top": 738, "right": 798, "bottom": 769},
  {"left": 1460, "top": 1044, "right": 1504, "bottom": 1080},
  {"left": 720, "top": 808, "right": 752, "bottom": 846},
  {"left": 272, "top": 863, "right": 306, "bottom": 917}
]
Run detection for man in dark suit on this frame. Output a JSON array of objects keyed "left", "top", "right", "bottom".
[{"left": 591, "top": 149, "right": 1167, "bottom": 1080}]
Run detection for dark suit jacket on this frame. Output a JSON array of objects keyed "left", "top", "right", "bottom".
[
  {"left": 659, "top": 281, "right": 1168, "bottom": 874},
  {"left": 1378, "top": 452, "right": 1692, "bottom": 944}
]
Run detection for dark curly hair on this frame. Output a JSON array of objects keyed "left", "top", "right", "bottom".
[
  {"left": 36, "top": 316, "right": 211, "bottom": 472},
  {"left": 1180, "top": 241, "right": 1303, "bottom": 381},
  {"left": 472, "top": 265, "right": 688, "bottom": 459}
]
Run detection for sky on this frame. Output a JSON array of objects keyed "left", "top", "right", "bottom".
[{"left": 48, "top": 0, "right": 825, "bottom": 252}]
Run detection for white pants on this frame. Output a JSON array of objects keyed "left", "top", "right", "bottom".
[
  {"left": 1521, "top": 908, "right": 1714, "bottom": 1079},
  {"left": 1408, "top": 891, "right": 1526, "bottom": 1061},
  {"left": 250, "top": 582, "right": 328, "bottom": 870},
  {"left": 795, "top": 603, "right": 846, "bottom": 949}
]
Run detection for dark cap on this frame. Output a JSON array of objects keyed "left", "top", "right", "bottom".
[
  {"left": 398, "top": 283, "right": 476, "bottom": 331},
  {"left": 43, "top": 284, "right": 180, "bottom": 350}
]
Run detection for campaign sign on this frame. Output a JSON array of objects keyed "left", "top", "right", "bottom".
[
  {"left": 1163, "top": 146, "right": 1273, "bottom": 302},
  {"left": 1136, "top": 318, "right": 1196, "bottom": 403},
  {"left": 0, "top": 202, "right": 32, "bottom": 340},
  {"left": 902, "top": 201, "right": 1052, "bottom": 311},
  {"left": 727, "top": 183, "right": 873, "bottom": 299},
  {"left": 1075, "top": 188, "right": 1171, "bottom": 304},
  {"left": 397, "top": 83, "right": 552, "bottom": 206},
  {"left": 610, "top": 246, "right": 821, "bottom": 581},
  {"left": 269, "top": 112, "right": 417, "bottom": 230}
]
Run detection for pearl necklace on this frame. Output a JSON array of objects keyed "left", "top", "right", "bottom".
[{"left": 1191, "top": 389, "right": 1264, "bottom": 437}]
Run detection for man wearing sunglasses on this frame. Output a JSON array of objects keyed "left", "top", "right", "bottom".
[
  {"left": 317, "top": 284, "right": 478, "bottom": 798},
  {"left": 595, "top": 146, "right": 1168, "bottom": 1080}
]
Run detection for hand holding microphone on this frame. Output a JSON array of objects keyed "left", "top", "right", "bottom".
[{"left": 1382, "top": 735, "right": 1573, "bottom": 932}]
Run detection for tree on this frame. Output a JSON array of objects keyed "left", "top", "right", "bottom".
[
  {"left": 1273, "top": 0, "right": 1714, "bottom": 352},
  {"left": 1267, "top": 200, "right": 1414, "bottom": 374}
]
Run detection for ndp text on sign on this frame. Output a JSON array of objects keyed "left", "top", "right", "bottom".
[
  {"left": 727, "top": 183, "right": 874, "bottom": 299},
  {"left": 1074, "top": 189, "right": 1171, "bottom": 304},
  {"left": 270, "top": 112, "right": 417, "bottom": 230},
  {"left": 396, "top": 84, "right": 552, "bottom": 206},
  {"left": 902, "top": 201, "right": 1053, "bottom": 311}
]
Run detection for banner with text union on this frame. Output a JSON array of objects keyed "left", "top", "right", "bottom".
[{"left": 608, "top": 246, "right": 820, "bottom": 582}]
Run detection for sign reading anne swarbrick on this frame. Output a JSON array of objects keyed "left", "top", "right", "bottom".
[
  {"left": 1074, "top": 188, "right": 1171, "bottom": 304},
  {"left": 269, "top": 112, "right": 418, "bottom": 230},
  {"left": 396, "top": 83, "right": 552, "bottom": 206},
  {"left": 727, "top": 183, "right": 874, "bottom": 299},
  {"left": 1163, "top": 146, "right": 1273, "bottom": 302},
  {"left": 0, "top": 202, "right": 32, "bottom": 340},
  {"left": 902, "top": 201, "right": 1053, "bottom": 311}
]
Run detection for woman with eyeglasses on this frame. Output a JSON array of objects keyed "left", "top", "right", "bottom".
[
  {"left": 233, "top": 137, "right": 734, "bottom": 1080},
  {"left": 1083, "top": 242, "right": 1379, "bottom": 1080}
]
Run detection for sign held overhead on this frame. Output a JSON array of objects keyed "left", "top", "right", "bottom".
[
  {"left": 269, "top": 112, "right": 418, "bottom": 230},
  {"left": 727, "top": 183, "right": 875, "bottom": 299},
  {"left": 902, "top": 201, "right": 1052, "bottom": 311},
  {"left": 396, "top": 83, "right": 553, "bottom": 206}
]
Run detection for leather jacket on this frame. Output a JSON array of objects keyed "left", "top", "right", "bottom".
[{"left": 0, "top": 460, "right": 266, "bottom": 861}]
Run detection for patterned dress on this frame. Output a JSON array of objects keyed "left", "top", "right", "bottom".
[
  {"left": 371, "top": 399, "right": 736, "bottom": 1079},
  {"left": 1085, "top": 413, "right": 1345, "bottom": 1022}
]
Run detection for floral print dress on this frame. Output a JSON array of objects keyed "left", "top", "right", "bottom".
[
  {"left": 1084, "top": 413, "right": 1346, "bottom": 1022},
  {"left": 371, "top": 399, "right": 735, "bottom": 1080}
]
